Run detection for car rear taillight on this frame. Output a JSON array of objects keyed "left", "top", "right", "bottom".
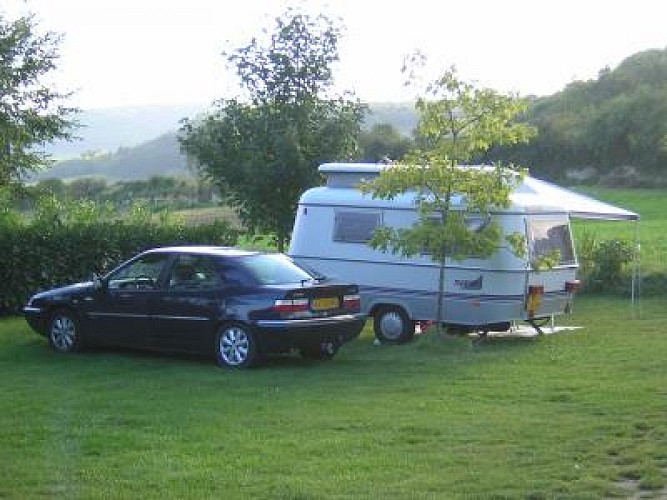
[
  {"left": 343, "top": 293, "right": 361, "bottom": 311},
  {"left": 272, "top": 298, "right": 309, "bottom": 314}
]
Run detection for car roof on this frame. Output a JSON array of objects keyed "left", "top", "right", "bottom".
[{"left": 143, "top": 246, "right": 262, "bottom": 258}]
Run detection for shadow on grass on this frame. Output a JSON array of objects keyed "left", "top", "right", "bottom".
[
  {"left": 3, "top": 317, "right": 550, "bottom": 398},
  {"left": 409, "top": 328, "right": 539, "bottom": 354}
]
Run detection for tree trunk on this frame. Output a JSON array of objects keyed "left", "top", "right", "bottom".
[
  {"left": 436, "top": 254, "right": 446, "bottom": 337},
  {"left": 436, "top": 204, "right": 450, "bottom": 337}
]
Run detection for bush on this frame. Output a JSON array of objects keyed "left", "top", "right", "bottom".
[
  {"left": 0, "top": 200, "right": 239, "bottom": 313},
  {"left": 578, "top": 236, "right": 636, "bottom": 293}
]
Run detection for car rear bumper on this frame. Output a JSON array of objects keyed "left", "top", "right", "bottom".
[
  {"left": 253, "top": 313, "right": 366, "bottom": 352},
  {"left": 254, "top": 313, "right": 366, "bottom": 329}
]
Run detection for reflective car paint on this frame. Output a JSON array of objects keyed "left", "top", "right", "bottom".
[{"left": 24, "top": 246, "right": 365, "bottom": 366}]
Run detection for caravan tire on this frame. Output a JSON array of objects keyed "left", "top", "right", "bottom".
[{"left": 373, "top": 306, "right": 415, "bottom": 344}]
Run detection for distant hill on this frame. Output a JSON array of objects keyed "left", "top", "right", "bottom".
[
  {"left": 40, "top": 132, "right": 191, "bottom": 181},
  {"left": 495, "top": 47, "right": 667, "bottom": 184},
  {"left": 46, "top": 103, "right": 207, "bottom": 160},
  {"left": 363, "top": 102, "right": 417, "bottom": 136},
  {"left": 39, "top": 103, "right": 418, "bottom": 182},
  {"left": 35, "top": 46, "right": 667, "bottom": 185}
]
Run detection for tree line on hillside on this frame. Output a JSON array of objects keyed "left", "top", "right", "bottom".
[
  {"left": 362, "top": 48, "right": 667, "bottom": 186},
  {"left": 36, "top": 132, "right": 191, "bottom": 182},
  {"left": 492, "top": 48, "right": 667, "bottom": 185},
  {"left": 45, "top": 45, "right": 667, "bottom": 188},
  {"left": 39, "top": 106, "right": 417, "bottom": 183},
  {"left": 22, "top": 176, "right": 217, "bottom": 211}
]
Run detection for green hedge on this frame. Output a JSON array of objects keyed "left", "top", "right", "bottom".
[{"left": 0, "top": 220, "right": 239, "bottom": 313}]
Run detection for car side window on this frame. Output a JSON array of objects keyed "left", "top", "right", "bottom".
[
  {"left": 108, "top": 253, "right": 169, "bottom": 290},
  {"left": 219, "top": 266, "right": 252, "bottom": 288},
  {"left": 168, "top": 255, "right": 223, "bottom": 290}
]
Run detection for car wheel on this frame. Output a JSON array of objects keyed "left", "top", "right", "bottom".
[
  {"left": 301, "top": 340, "right": 339, "bottom": 361},
  {"left": 48, "top": 309, "right": 83, "bottom": 353},
  {"left": 373, "top": 306, "right": 415, "bottom": 344},
  {"left": 215, "top": 323, "right": 260, "bottom": 369}
]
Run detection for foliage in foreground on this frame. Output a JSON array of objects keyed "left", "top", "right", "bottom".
[{"left": 0, "top": 297, "right": 664, "bottom": 498}]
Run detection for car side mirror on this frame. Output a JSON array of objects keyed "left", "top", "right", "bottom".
[{"left": 92, "top": 273, "right": 105, "bottom": 291}]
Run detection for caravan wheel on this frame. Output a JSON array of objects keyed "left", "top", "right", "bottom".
[{"left": 373, "top": 306, "right": 415, "bottom": 344}]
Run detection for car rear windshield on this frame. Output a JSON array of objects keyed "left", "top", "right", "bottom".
[{"left": 239, "top": 254, "right": 313, "bottom": 285}]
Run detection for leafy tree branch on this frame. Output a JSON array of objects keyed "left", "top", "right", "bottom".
[{"left": 0, "top": 13, "right": 78, "bottom": 187}]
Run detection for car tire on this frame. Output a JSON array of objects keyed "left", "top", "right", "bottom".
[
  {"left": 215, "top": 323, "right": 260, "bottom": 369},
  {"left": 373, "top": 306, "right": 415, "bottom": 344},
  {"left": 48, "top": 309, "right": 83, "bottom": 353},
  {"left": 301, "top": 340, "right": 339, "bottom": 361}
]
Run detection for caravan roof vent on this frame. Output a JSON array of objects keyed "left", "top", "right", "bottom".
[{"left": 319, "top": 163, "right": 386, "bottom": 188}]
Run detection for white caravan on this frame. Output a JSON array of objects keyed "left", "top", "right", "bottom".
[{"left": 288, "top": 163, "right": 639, "bottom": 343}]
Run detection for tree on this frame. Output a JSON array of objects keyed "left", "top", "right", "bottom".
[
  {"left": 0, "top": 14, "right": 78, "bottom": 187},
  {"left": 179, "top": 9, "right": 366, "bottom": 250},
  {"left": 358, "top": 123, "right": 414, "bottom": 162},
  {"left": 362, "top": 67, "right": 536, "bottom": 336},
  {"left": 67, "top": 177, "right": 108, "bottom": 201}
]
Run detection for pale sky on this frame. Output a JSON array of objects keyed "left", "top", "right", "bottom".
[{"left": 4, "top": 0, "right": 667, "bottom": 110}]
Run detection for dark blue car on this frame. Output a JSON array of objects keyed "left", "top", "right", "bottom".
[{"left": 24, "top": 246, "right": 365, "bottom": 368}]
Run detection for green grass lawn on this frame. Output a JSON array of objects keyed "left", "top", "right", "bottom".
[
  {"left": 174, "top": 205, "right": 241, "bottom": 228},
  {"left": 1, "top": 297, "right": 665, "bottom": 498}
]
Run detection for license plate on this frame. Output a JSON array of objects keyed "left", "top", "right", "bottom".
[{"left": 311, "top": 297, "right": 339, "bottom": 311}]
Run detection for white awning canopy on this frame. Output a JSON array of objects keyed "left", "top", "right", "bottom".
[
  {"left": 318, "top": 163, "right": 640, "bottom": 221},
  {"left": 512, "top": 177, "right": 639, "bottom": 221}
]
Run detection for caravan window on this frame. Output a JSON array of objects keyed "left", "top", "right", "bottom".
[
  {"left": 528, "top": 219, "right": 575, "bottom": 266},
  {"left": 333, "top": 211, "right": 381, "bottom": 243},
  {"left": 420, "top": 213, "right": 491, "bottom": 257}
]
